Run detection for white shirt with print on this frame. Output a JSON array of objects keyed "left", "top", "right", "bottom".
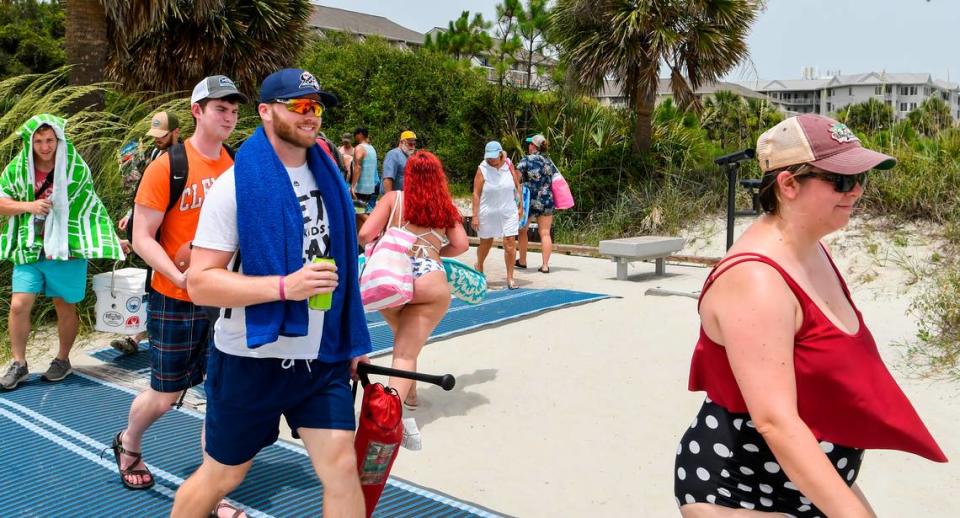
[{"left": 193, "top": 163, "right": 330, "bottom": 359}]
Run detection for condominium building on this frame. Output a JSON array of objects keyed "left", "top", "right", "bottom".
[{"left": 744, "top": 72, "right": 960, "bottom": 120}]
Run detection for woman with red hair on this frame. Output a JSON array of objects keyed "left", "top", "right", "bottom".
[{"left": 358, "top": 150, "right": 469, "bottom": 449}]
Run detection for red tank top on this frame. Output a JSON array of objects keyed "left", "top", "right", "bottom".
[{"left": 688, "top": 250, "right": 946, "bottom": 462}]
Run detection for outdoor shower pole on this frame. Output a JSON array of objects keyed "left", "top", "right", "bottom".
[
  {"left": 714, "top": 148, "right": 755, "bottom": 251},
  {"left": 726, "top": 163, "right": 739, "bottom": 251}
]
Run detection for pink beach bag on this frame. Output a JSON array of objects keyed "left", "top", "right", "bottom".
[
  {"left": 359, "top": 192, "right": 416, "bottom": 311},
  {"left": 551, "top": 169, "right": 575, "bottom": 210}
]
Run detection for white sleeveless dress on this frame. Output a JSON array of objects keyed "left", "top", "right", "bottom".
[{"left": 477, "top": 161, "right": 519, "bottom": 239}]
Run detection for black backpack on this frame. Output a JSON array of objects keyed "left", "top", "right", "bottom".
[{"left": 130, "top": 142, "right": 235, "bottom": 293}]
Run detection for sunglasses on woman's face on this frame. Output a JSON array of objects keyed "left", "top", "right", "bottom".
[
  {"left": 275, "top": 98, "right": 324, "bottom": 117},
  {"left": 804, "top": 172, "right": 868, "bottom": 193}
]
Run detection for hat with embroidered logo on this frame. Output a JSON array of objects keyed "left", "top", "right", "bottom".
[
  {"left": 190, "top": 75, "right": 247, "bottom": 104},
  {"left": 259, "top": 68, "right": 338, "bottom": 108},
  {"left": 146, "top": 111, "right": 179, "bottom": 138},
  {"left": 756, "top": 114, "right": 896, "bottom": 174}
]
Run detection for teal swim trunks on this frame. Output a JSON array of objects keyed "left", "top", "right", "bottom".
[{"left": 11, "top": 257, "right": 88, "bottom": 303}]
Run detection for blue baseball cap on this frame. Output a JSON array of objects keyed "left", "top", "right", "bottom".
[
  {"left": 259, "top": 68, "right": 338, "bottom": 107},
  {"left": 484, "top": 141, "right": 503, "bottom": 159}
]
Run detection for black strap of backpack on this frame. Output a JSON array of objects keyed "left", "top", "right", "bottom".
[{"left": 166, "top": 144, "right": 189, "bottom": 212}]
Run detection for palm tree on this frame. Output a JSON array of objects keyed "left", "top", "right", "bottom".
[
  {"left": 424, "top": 11, "right": 492, "bottom": 62},
  {"left": 552, "top": 0, "right": 762, "bottom": 153},
  {"left": 837, "top": 97, "right": 894, "bottom": 134},
  {"left": 64, "top": 0, "right": 108, "bottom": 87},
  {"left": 908, "top": 97, "right": 953, "bottom": 136},
  {"left": 64, "top": 1, "right": 312, "bottom": 97},
  {"left": 701, "top": 90, "right": 748, "bottom": 148},
  {"left": 744, "top": 97, "right": 782, "bottom": 139}
]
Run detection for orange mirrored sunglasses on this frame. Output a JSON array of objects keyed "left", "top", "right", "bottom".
[{"left": 274, "top": 98, "right": 324, "bottom": 117}]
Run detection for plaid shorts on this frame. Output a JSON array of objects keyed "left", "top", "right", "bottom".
[{"left": 147, "top": 291, "right": 211, "bottom": 393}]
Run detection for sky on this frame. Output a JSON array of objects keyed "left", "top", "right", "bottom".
[{"left": 313, "top": 0, "right": 960, "bottom": 84}]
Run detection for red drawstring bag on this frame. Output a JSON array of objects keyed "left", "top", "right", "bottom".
[{"left": 354, "top": 382, "right": 403, "bottom": 517}]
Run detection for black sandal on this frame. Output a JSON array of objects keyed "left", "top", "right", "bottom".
[
  {"left": 111, "top": 431, "right": 155, "bottom": 490},
  {"left": 514, "top": 260, "right": 527, "bottom": 269},
  {"left": 538, "top": 266, "right": 550, "bottom": 274}
]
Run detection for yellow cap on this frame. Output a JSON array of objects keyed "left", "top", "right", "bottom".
[{"left": 400, "top": 130, "right": 417, "bottom": 141}]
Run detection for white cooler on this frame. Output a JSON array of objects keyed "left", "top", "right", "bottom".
[{"left": 92, "top": 267, "right": 148, "bottom": 335}]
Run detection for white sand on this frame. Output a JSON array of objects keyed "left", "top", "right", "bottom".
[{"left": 31, "top": 213, "right": 960, "bottom": 516}]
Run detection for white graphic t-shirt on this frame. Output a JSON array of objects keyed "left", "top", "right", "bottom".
[{"left": 193, "top": 163, "right": 330, "bottom": 359}]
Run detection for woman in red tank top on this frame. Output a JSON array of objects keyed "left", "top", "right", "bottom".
[{"left": 675, "top": 115, "right": 946, "bottom": 518}]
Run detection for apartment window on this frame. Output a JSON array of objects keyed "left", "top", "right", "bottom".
[
  {"left": 900, "top": 102, "right": 908, "bottom": 112},
  {"left": 910, "top": 102, "right": 917, "bottom": 110},
  {"left": 885, "top": 85, "right": 892, "bottom": 94},
  {"left": 827, "top": 102, "right": 832, "bottom": 112},
  {"left": 924, "top": 87, "right": 930, "bottom": 95},
  {"left": 875, "top": 86, "right": 882, "bottom": 95},
  {"left": 848, "top": 87, "right": 852, "bottom": 95},
  {"left": 910, "top": 86, "right": 918, "bottom": 95},
  {"left": 899, "top": 86, "right": 907, "bottom": 95},
  {"left": 828, "top": 88, "right": 833, "bottom": 97},
  {"left": 943, "top": 92, "right": 950, "bottom": 101}
]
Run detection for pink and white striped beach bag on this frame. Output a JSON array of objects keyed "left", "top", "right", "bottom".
[{"left": 359, "top": 192, "right": 416, "bottom": 311}]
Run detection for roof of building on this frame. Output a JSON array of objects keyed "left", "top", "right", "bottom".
[
  {"left": 597, "top": 79, "right": 625, "bottom": 99},
  {"left": 309, "top": 4, "right": 424, "bottom": 45},
  {"left": 755, "top": 72, "right": 954, "bottom": 92},
  {"left": 596, "top": 79, "right": 768, "bottom": 101},
  {"left": 932, "top": 79, "right": 959, "bottom": 91},
  {"left": 760, "top": 78, "right": 831, "bottom": 91},
  {"left": 826, "top": 72, "right": 934, "bottom": 87},
  {"left": 657, "top": 79, "right": 768, "bottom": 100}
]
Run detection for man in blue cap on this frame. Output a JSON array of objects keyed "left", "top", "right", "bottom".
[{"left": 171, "top": 68, "right": 371, "bottom": 517}]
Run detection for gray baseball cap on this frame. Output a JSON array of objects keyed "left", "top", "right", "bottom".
[{"left": 190, "top": 75, "right": 247, "bottom": 104}]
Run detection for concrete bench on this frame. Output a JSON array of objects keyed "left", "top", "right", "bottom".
[{"left": 599, "top": 236, "right": 686, "bottom": 279}]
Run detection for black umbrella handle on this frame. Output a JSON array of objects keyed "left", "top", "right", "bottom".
[{"left": 357, "top": 362, "right": 456, "bottom": 391}]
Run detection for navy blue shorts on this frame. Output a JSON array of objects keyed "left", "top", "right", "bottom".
[
  {"left": 204, "top": 346, "right": 356, "bottom": 466},
  {"left": 147, "top": 291, "right": 210, "bottom": 393}
]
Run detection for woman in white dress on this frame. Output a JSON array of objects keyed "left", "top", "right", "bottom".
[{"left": 471, "top": 141, "right": 522, "bottom": 289}]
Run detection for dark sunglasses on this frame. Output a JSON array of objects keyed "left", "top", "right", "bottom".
[{"left": 803, "top": 172, "right": 867, "bottom": 193}]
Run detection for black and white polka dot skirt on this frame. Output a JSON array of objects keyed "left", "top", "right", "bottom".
[{"left": 674, "top": 399, "right": 864, "bottom": 517}]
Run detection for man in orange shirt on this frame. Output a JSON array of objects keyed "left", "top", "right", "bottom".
[{"left": 109, "top": 75, "right": 245, "bottom": 494}]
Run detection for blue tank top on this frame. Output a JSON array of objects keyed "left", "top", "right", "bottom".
[{"left": 356, "top": 143, "right": 378, "bottom": 195}]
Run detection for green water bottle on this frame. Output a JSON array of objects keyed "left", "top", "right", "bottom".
[{"left": 308, "top": 257, "right": 336, "bottom": 311}]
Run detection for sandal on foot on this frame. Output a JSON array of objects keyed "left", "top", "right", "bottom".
[
  {"left": 514, "top": 260, "right": 527, "bottom": 269},
  {"left": 110, "top": 431, "right": 155, "bottom": 490},
  {"left": 404, "top": 395, "right": 418, "bottom": 410},
  {"left": 538, "top": 266, "right": 550, "bottom": 274},
  {"left": 211, "top": 501, "right": 247, "bottom": 518},
  {"left": 507, "top": 281, "right": 519, "bottom": 290},
  {"left": 110, "top": 336, "right": 140, "bottom": 355}
]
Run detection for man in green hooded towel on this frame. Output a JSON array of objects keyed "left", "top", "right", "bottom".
[{"left": 0, "top": 114, "right": 124, "bottom": 390}]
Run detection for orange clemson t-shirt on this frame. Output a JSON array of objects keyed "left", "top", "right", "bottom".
[{"left": 134, "top": 139, "right": 234, "bottom": 302}]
